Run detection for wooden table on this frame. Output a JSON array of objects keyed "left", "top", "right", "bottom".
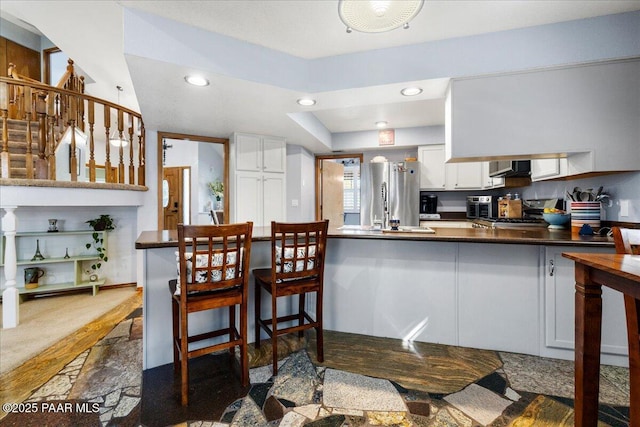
[{"left": 562, "top": 252, "right": 640, "bottom": 427}]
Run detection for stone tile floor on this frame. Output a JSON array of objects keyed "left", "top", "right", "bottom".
[{"left": 9, "top": 304, "right": 631, "bottom": 427}]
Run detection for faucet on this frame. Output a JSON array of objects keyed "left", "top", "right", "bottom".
[{"left": 381, "top": 182, "right": 389, "bottom": 229}]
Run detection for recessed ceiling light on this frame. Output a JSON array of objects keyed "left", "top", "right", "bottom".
[
  {"left": 376, "top": 121, "right": 388, "bottom": 129},
  {"left": 401, "top": 87, "right": 423, "bottom": 96},
  {"left": 184, "top": 75, "right": 209, "bottom": 87},
  {"left": 297, "top": 98, "right": 316, "bottom": 106}
]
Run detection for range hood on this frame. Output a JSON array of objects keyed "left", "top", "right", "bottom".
[{"left": 488, "top": 160, "right": 531, "bottom": 177}]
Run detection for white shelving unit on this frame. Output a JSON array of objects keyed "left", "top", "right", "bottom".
[{"left": 1, "top": 230, "right": 107, "bottom": 297}]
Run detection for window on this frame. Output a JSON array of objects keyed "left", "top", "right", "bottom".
[{"left": 343, "top": 162, "right": 360, "bottom": 213}]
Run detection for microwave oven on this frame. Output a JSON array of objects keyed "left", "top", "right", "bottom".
[
  {"left": 488, "top": 160, "right": 531, "bottom": 178},
  {"left": 467, "top": 195, "right": 498, "bottom": 219}
]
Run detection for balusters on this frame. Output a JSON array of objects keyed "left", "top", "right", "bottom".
[
  {"left": 117, "top": 108, "right": 124, "bottom": 184},
  {"left": 138, "top": 120, "right": 145, "bottom": 186},
  {"left": 128, "top": 113, "right": 135, "bottom": 184},
  {"left": 1, "top": 82, "right": 9, "bottom": 178},
  {"left": 24, "top": 87, "right": 34, "bottom": 179},
  {"left": 69, "top": 95, "right": 78, "bottom": 181},
  {"left": 0, "top": 76, "right": 145, "bottom": 186},
  {"left": 47, "top": 91, "right": 57, "bottom": 180},
  {"left": 87, "top": 100, "right": 96, "bottom": 182},
  {"left": 104, "top": 104, "right": 112, "bottom": 183}
]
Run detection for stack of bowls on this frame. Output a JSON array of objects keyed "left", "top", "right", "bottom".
[{"left": 570, "top": 201, "right": 601, "bottom": 231}]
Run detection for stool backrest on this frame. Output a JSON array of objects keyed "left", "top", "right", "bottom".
[
  {"left": 612, "top": 227, "right": 640, "bottom": 255},
  {"left": 270, "top": 220, "right": 329, "bottom": 283},
  {"left": 177, "top": 223, "right": 253, "bottom": 295}
]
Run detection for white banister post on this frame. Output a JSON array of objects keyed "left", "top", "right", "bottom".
[{"left": 2, "top": 206, "right": 19, "bottom": 328}]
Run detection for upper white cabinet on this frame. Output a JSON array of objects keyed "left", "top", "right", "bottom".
[
  {"left": 418, "top": 145, "right": 484, "bottom": 191},
  {"left": 231, "top": 133, "right": 286, "bottom": 226},
  {"left": 418, "top": 145, "right": 446, "bottom": 190},
  {"left": 531, "top": 158, "right": 567, "bottom": 181},
  {"left": 446, "top": 59, "right": 640, "bottom": 174},
  {"left": 235, "top": 133, "right": 286, "bottom": 173},
  {"left": 481, "top": 162, "right": 505, "bottom": 189}
]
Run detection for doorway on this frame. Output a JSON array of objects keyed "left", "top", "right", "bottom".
[
  {"left": 315, "top": 154, "right": 363, "bottom": 227},
  {"left": 157, "top": 132, "right": 229, "bottom": 230}
]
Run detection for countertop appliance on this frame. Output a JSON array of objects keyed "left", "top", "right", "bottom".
[
  {"left": 363, "top": 161, "right": 420, "bottom": 228},
  {"left": 467, "top": 195, "right": 498, "bottom": 219},
  {"left": 420, "top": 193, "right": 440, "bottom": 219},
  {"left": 488, "top": 160, "right": 531, "bottom": 177}
]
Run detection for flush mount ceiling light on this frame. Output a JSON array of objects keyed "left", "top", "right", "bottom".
[
  {"left": 338, "top": 0, "right": 425, "bottom": 33},
  {"left": 184, "top": 75, "right": 209, "bottom": 87},
  {"left": 297, "top": 98, "right": 316, "bottom": 106},
  {"left": 401, "top": 86, "right": 423, "bottom": 96},
  {"left": 376, "top": 121, "right": 388, "bottom": 128}
]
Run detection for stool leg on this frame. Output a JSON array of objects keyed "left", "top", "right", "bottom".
[
  {"left": 298, "top": 293, "right": 306, "bottom": 339},
  {"left": 172, "top": 298, "right": 179, "bottom": 373},
  {"left": 316, "top": 290, "right": 324, "bottom": 363},
  {"left": 180, "top": 305, "right": 189, "bottom": 406},
  {"left": 255, "top": 280, "right": 262, "bottom": 349},
  {"left": 271, "top": 292, "right": 278, "bottom": 375},
  {"left": 229, "top": 304, "right": 236, "bottom": 356},
  {"left": 241, "top": 291, "right": 249, "bottom": 387}
]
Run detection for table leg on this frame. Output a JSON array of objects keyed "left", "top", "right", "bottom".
[{"left": 574, "top": 264, "right": 603, "bottom": 427}]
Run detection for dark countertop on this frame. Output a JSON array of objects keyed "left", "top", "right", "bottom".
[{"left": 135, "top": 225, "right": 614, "bottom": 249}]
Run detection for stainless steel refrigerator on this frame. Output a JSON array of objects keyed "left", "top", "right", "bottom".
[{"left": 362, "top": 161, "right": 420, "bottom": 228}]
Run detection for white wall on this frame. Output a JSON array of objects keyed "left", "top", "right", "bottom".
[{"left": 286, "top": 144, "right": 315, "bottom": 222}]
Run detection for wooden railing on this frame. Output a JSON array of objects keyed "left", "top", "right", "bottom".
[{"left": 0, "top": 66, "right": 145, "bottom": 187}]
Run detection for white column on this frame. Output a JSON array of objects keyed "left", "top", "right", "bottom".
[{"left": 2, "top": 206, "right": 19, "bottom": 328}]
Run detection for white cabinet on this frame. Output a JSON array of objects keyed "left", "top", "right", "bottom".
[
  {"left": 481, "top": 162, "right": 505, "bottom": 189},
  {"left": 542, "top": 246, "right": 628, "bottom": 364},
  {"left": 531, "top": 158, "right": 568, "bottom": 181},
  {"left": 458, "top": 243, "right": 541, "bottom": 355},
  {"left": 232, "top": 133, "right": 286, "bottom": 226},
  {"left": 447, "top": 161, "right": 483, "bottom": 190},
  {"left": 234, "top": 172, "right": 285, "bottom": 226},
  {"left": 418, "top": 145, "right": 446, "bottom": 190},
  {"left": 446, "top": 60, "right": 640, "bottom": 173},
  {"left": 1, "top": 230, "right": 107, "bottom": 296},
  {"left": 235, "top": 133, "right": 286, "bottom": 173},
  {"left": 418, "top": 145, "right": 484, "bottom": 191}
]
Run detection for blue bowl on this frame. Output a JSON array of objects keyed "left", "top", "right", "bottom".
[{"left": 543, "top": 213, "right": 571, "bottom": 228}]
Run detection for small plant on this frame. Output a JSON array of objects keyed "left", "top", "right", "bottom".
[
  {"left": 208, "top": 180, "right": 224, "bottom": 200},
  {"left": 86, "top": 215, "right": 115, "bottom": 270}
]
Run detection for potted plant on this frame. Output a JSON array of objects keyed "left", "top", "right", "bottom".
[
  {"left": 208, "top": 180, "right": 224, "bottom": 210},
  {"left": 86, "top": 214, "right": 115, "bottom": 271}
]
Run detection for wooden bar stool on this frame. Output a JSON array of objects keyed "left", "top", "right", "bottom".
[
  {"left": 170, "top": 222, "right": 253, "bottom": 405},
  {"left": 611, "top": 227, "right": 640, "bottom": 424},
  {"left": 253, "top": 220, "right": 329, "bottom": 375}
]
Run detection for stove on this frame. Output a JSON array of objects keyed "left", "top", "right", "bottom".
[{"left": 472, "top": 218, "right": 548, "bottom": 229}]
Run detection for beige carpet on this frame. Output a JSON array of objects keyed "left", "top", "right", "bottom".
[{"left": 0, "top": 286, "right": 138, "bottom": 374}]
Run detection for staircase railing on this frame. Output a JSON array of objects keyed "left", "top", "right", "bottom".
[{"left": 1, "top": 69, "right": 145, "bottom": 187}]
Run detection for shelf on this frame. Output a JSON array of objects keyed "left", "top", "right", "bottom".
[
  {"left": 5, "top": 255, "right": 100, "bottom": 267},
  {"left": 13, "top": 230, "right": 101, "bottom": 237},
  {"left": 19, "top": 280, "right": 104, "bottom": 296}
]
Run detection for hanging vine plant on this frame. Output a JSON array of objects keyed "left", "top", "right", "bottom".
[{"left": 86, "top": 214, "right": 115, "bottom": 270}]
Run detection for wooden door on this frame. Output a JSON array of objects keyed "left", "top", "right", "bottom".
[
  {"left": 320, "top": 160, "right": 344, "bottom": 228},
  {"left": 163, "top": 167, "right": 183, "bottom": 229}
]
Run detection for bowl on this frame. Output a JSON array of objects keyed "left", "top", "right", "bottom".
[{"left": 543, "top": 213, "right": 571, "bottom": 229}]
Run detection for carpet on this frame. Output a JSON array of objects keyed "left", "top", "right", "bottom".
[{"left": 0, "top": 286, "right": 138, "bottom": 374}]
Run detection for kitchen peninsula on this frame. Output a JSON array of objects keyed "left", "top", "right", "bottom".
[{"left": 136, "top": 226, "right": 628, "bottom": 371}]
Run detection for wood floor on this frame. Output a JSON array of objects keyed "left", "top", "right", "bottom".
[{"left": 0, "top": 288, "right": 142, "bottom": 420}]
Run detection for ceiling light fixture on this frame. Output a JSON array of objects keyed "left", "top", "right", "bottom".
[
  {"left": 109, "top": 85, "right": 129, "bottom": 147},
  {"left": 184, "top": 75, "right": 209, "bottom": 87},
  {"left": 376, "top": 121, "right": 388, "bottom": 129},
  {"left": 338, "top": 0, "right": 424, "bottom": 33},
  {"left": 297, "top": 98, "right": 316, "bottom": 106},
  {"left": 401, "top": 86, "right": 423, "bottom": 96}
]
